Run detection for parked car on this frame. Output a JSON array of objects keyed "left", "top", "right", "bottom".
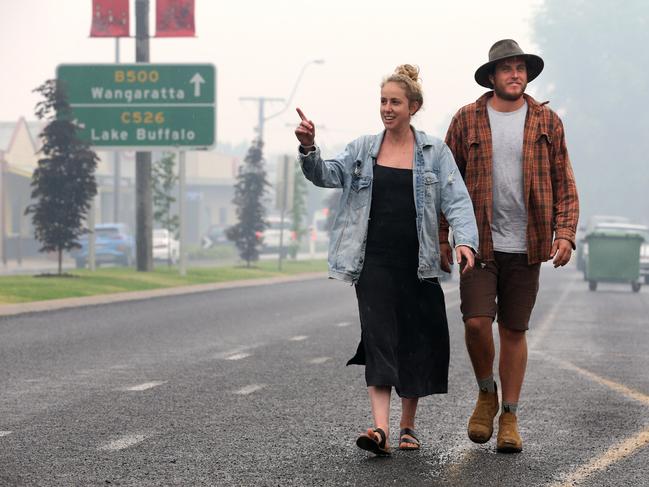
[
  {"left": 153, "top": 229, "right": 180, "bottom": 264},
  {"left": 576, "top": 215, "right": 630, "bottom": 272},
  {"left": 582, "top": 222, "right": 649, "bottom": 285},
  {"left": 309, "top": 209, "right": 330, "bottom": 249},
  {"left": 201, "top": 225, "right": 229, "bottom": 249},
  {"left": 257, "top": 216, "right": 295, "bottom": 256},
  {"left": 72, "top": 223, "right": 135, "bottom": 268}
]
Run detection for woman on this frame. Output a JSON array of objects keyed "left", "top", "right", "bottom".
[{"left": 295, "top": 65, "right": 478, "bottom": 455}]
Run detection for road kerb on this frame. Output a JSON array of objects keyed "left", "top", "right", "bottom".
[{"left": 0, "top": 272, "right": 327, "bottom": 318}]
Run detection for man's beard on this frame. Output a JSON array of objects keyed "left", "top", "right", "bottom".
[{"left": 493, "top": 81, "right": 526, "bottom": 101}]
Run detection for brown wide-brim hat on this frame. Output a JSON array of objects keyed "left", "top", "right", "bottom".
[{"left": 474, "top": 39, "right": 544, "bottom": 88}]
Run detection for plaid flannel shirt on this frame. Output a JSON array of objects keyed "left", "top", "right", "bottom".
[{"left": 440, "top": 92, "right": 579, "bottom": 265}]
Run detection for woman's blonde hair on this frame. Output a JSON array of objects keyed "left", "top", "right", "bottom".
[{"left": 382, "top": 64, "right": 424, "bottom": 113}]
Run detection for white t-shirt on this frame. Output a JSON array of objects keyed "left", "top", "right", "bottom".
[{"left": 487, "top": 101, "right": 528, "bottom": 253}]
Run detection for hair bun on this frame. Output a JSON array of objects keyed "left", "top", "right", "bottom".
[{"left": 394, "top": 64, "right": 420, "bottom": 83}]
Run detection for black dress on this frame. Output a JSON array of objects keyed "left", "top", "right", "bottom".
[{"left": 347, "top": 164, "right": 449, "bottom": 398}]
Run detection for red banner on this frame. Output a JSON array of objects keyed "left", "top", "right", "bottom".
[
  {"left": 156, "top": 0, "right": 195, "bottom": 37},
  {"left": 90, "top": 0, "right": 129, "bottom": 37}
]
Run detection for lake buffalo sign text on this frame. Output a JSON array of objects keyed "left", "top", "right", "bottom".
[{"left": 56, "top": 64, "right": 216, "bottom": 149}]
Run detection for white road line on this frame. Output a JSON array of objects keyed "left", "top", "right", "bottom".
[
  {"left": 123, "top": 381, "right": 167, "bottom": 392},
  {"left": 225, "top": 352, "right": 251, "bottom": 361},
  {"left": 213, "top": 343, "right": 265, "bottom": 360},
  {"left": 234, "top": 384, "right": 266, "bottom": 395},
  {"left": 336, "top": 321, "right": 352, "bottom": 327},
  {"left": 98, "top": 434, "right": 147, "bottom": 451},
  {"left": 548, "top": 426, "right": 649, "bottom": 487},
  {"left": 309, "top": 357, "right": 332, "bottom": 364},
  {"left": 289, "top": 335, "right": 308, "bottom": 341},
  {"left": 0, "top": 431, "right": 12, "bottom": 437}
]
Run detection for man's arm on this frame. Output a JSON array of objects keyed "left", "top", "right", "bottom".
[
  {"left": 549, "top": 114, "right": 579, "bottom": 267},
  {"left": 550, "top": 115, "right": 579, "bottom": 248}
]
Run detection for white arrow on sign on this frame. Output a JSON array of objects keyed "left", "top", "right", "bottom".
[{"left": 190, "top": 73, "right": 205, "bottom": 97}]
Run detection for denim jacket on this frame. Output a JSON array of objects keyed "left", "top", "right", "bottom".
[{"left": 298, "top": 128, "right": 479, "bottom": 283}]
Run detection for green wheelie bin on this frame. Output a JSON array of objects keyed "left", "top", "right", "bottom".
[{"left": 585, "top": 228, "right": 645, "bottom": 292}]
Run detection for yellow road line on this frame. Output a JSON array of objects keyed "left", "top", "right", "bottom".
[
  {"left": 545, "top": 357, "right": 649, "bottom": 486},
  {"left": 529, "top": 273, "right": 579, "bottom": 350},
  {"left": 548, "top": 356, "right": 649, "bottom": 406},
  {"left": 548, "top": 426, "right": 649, "bottom": 487}
]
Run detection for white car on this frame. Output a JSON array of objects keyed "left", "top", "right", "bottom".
[
  {"left": 310, "top": 209, "right": 330, "bottom": 248},
  {"left": 153, "top": 229, "right": 180, "bottom": 264},
  {"left": 257, "top": 216, "right": 295, "bottom": 255}
]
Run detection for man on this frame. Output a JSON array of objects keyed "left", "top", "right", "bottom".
[{"left": 440, "top": 39, "right": 579, "bottom": 453}]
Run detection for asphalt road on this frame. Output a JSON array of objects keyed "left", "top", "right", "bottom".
[{"left": 1, "top": 265, "right": 648, "bottom": 486}]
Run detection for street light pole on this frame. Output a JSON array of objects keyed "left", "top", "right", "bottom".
[
  {"left": 239, "top": 59, "right": 324, "bottom": 140},
  {"left": 265, "top": 59, "right": 324, "bottom": 122}
]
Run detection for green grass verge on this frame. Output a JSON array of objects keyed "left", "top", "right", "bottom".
[{"left": 0, "top": 259, "right": 328, "bottom": 305}]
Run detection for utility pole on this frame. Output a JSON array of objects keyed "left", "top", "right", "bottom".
[
  {"left": 238, "top": 97, "right": 284, "bottom": 141},
  {"left": 0, "top": 159, "right": 6, "bottom": 266},
  {"left": 113, "top": 37, "right": 121, "bottom": 223},
  {"left": 135, "top": 0, "right": 153, "bottom": 271}
]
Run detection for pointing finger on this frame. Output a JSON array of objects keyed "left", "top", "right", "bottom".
[{"left": 296, "top": 107, "right": 307, "bottom": 121}]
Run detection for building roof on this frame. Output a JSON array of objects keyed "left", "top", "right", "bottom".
[{"left": 0, "top": 119, "right": 43, "bottom": 152}]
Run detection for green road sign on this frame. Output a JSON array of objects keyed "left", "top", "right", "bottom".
[
  {"left": 73, "top": 106, "right": 215, "bottom": 148},
  {"left": 56, "top": 63, "right": 216, "bottom": 150}
]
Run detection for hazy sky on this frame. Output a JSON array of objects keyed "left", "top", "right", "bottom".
[{"left": 0, "top": 0, "right": 544, "bottom": 155}]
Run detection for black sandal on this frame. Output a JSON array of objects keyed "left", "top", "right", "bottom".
[
  {"left": 399, "top": 428, "right": 421, "bottom": 450},
  {"left": 356, "top": 427, "right": 390, "bottom": 456}
]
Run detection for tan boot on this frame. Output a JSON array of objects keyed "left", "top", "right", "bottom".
[
  {"left": 467, "top": 383, "right": 499, "bottom": 443},
  {"left": 497, "top": 411, "right": 523, "bottom": 453}
]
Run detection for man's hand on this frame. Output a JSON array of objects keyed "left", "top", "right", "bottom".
[
  {"left": 456, "top": 245, "right": 475, "bottom": 275},
  {"left": 440, "top": 242, "right": 453, "bottom": 273},
  {"left": 550, "top": 238, "right": 572, "bottom": 268}
]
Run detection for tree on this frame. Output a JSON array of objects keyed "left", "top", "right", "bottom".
[
  {"left": 25, "top": 79, "right": 98, "bottom": 275},
  {"left": 532, "top": 0, "right": 649, "bottom": 222},
  {"left": 289, "top": 161, "right": 309, "bottom": 258},
  {"left": 153, "top": 152, "right": 179, "bottom": 266},
  {"left": 226, "top": 138, "right": 269, "bottom": 266},
  {"left": 323, "top": 190, "right": 341, "bottom": 237}
]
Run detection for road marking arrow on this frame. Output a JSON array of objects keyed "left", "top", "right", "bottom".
[{"left": 190, "top": 73, "right": 205, "bottom": 97}]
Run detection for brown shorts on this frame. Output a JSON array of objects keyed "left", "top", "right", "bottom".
[{"left": 459, "top": 252, "right": 541, "bottom": 331}]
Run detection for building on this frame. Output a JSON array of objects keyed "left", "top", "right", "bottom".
[{"left": 0, "top": 117, "right": 241, "bottom": 265}]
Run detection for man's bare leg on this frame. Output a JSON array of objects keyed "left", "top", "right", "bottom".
[
  {"left": 465, "top": 316, "right": 495, "bottom": 380},
  {"left": 496, "top": 323, "right": 526, "bottom": 453},
  {"left": 465, "top": 316, "right": 499, "bottom": 443},
  {"left": 498, "top": 324, "right": 527, "bottom": 407}
]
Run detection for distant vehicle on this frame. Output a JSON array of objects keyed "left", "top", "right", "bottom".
[
  {"left": 310, "top": 209, "right": 330, "bottom": 248},
  {"left": 201, "top": 225, "right": 229, "bottom": 249},
  {"left": 582, "top": 222, "right": 649, "bottom": 285},
  {"left": 576, "top": 215, "right": 630, "bottom": 272},
  {"left": 72, "top": 223, "right": 135, "bottom": 268},
  {"left": 257, "top": 216, "right": 295, "bottom": 256},
  {"left": 153, "top": 229, "right": 179, "bottom": 264}
]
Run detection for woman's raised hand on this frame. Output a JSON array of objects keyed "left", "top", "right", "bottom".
[
  {"left": 295, "top": 107, "right": 316, "bottom": 147},
  {"left": 456, "top": 245, "right": 475, "bottom": 275}
]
